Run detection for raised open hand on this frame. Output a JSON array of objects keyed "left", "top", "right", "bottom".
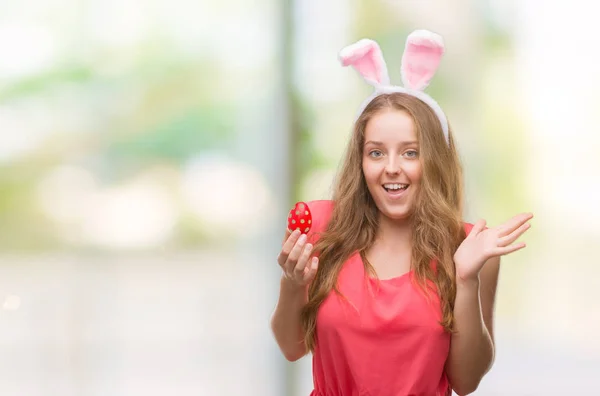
[{"left": 454, "top": 213, "right": 533, "bottom": 282}]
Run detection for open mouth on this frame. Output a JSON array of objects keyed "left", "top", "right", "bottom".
[{"left": 382, "top": 183, "right": 409, "bottom": 196}]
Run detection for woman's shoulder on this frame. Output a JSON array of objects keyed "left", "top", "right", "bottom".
[
  {"left": 305, "top": 200, "right": 335, "bottom": 242},
  {"left": 306, "top": 199, "right": 335, "bottom": 222},
  {"left": 306, "top": 199, "right": 335, "bottom": 213},
  {"left": 462, "top": 222, "right": 474, "bottom": 235}
]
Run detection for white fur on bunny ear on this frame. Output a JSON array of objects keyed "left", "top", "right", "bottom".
[
  {"left": 339, "top": 39, "right": 390, "bottom": 87},
  {"left": 401, "top": 30, "right": 444, "bottom": 91}
]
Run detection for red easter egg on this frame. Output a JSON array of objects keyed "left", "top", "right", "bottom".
[{"left": 287, "top": 201, "right": 312, "bottom": 234}]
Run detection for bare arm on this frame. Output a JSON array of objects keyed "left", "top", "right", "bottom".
[
  {"left": 270, "top": 230, "right": 319, "bottom": 361},
  {"left": 447, "top": 213, "right": 531, "bottom": 394},
  {"left": 270, "top": 277, "right": 309, "bottom": 361},
  {"left": 446, "top": 256, "right": 500, "bottom": 395}
]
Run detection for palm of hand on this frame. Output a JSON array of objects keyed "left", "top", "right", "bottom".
[{"left": 454, "top": 212, "right": 533, "bottom": 281}]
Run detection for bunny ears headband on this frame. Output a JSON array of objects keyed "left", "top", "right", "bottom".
[{"left": 339, "top": 29, "right": 449, "bottom": 144}]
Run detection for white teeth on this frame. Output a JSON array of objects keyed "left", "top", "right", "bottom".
[{"left": 383, "top": 183, "right": 408, "bottom": 190}]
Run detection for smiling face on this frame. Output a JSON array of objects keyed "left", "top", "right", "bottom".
[{"left": 362, "top": 109, "right": 422, "bottom": 222}]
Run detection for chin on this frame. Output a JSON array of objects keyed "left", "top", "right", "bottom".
[
  {"left": 375, "top": 202, "right": 413, "bottom": 222},
  {"left": 382, "top": 209, "right": 412, "bottom": 221}
]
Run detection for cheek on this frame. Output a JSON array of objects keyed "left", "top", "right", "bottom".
[
  {"left": 362, "top": 160, "right": 377, "bottom": 184},
  {"left": 407, "top": 162, "right": 423, "bottom": 183}
]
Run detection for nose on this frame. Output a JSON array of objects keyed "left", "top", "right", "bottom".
[{"left": 385, "top": 156, "right": 401, "bottom": 175}]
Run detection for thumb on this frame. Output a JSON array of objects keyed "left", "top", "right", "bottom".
[
  {"left": 469, "top": 219, "right": 487, "bottom": 237},
  {"left": 303, "top": 257, "right": 319, "bottom": 283}
]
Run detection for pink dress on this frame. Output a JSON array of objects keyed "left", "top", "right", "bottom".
[{"left": 306, "top": 200, "right": 473, "bottom": 396}]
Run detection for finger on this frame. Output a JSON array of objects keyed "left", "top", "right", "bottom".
[
  {"left": 277, "top": 230, "right": 302, "bottom": 267},
  {"left": 498, "top": 222, "right": 531, "bottom": 247},
  {"left": 281, "top": 228, "right": 292, "bottom": 246},
  {"left": 498, "top": 212, "right": 534, "bottom": 237},
  {"left": 294, "top": 243, "right": 313, "bottom": 277},
  {"left": 496, "top": 242, "right": 526, "bottom": 256},
  {"left": 303, "top": 257, "right": 319, "bottom": 283},
  {"left": 469, "top": 219, "right": 486, "bottom": 238},
  {"left": 284, "top": 233, "right": 308, "bottom": 272}
]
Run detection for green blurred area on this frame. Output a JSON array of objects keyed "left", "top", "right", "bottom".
[{"left": 0, "top": 38, "right": 239, "bottom": 251}]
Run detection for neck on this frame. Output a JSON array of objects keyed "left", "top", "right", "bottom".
[{"left": 376, "top": 213, "right": 413, "bottom": 252}]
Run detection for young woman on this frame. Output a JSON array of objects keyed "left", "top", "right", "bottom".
[{"left": 270, "top": 30, "right": 532, "bottom": 396}]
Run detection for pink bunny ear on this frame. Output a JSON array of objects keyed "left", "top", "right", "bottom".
[
  {"left": 401, "top": 30, "right": 444, "bottom": 91},
  {"left": 339, "top": 39, "right": 390, "bottom": 86}
]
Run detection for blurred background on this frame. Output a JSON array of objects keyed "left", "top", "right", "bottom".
[{"left": 0, "top": 0, "right": 598, "bottom": 395}]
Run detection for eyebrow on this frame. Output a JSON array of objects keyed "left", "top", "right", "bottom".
[{"left": 364, "top": 140, "right": 418, "bottom": 146}]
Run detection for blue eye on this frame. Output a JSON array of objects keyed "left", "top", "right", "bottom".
[
  {"left": 404, "top": 150, "right": 418, "bottom": 158},
  {"left": 369, "top": 150, "right": 383, "bottom": 158}
]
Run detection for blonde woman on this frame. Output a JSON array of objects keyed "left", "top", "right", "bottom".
[{"left": 271, "top": 30, "right": 532, "bottom": 396}]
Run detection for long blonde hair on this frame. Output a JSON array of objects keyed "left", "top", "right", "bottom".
[{"left": 301, "top": 92, "right": 466, "bottom": 351}]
